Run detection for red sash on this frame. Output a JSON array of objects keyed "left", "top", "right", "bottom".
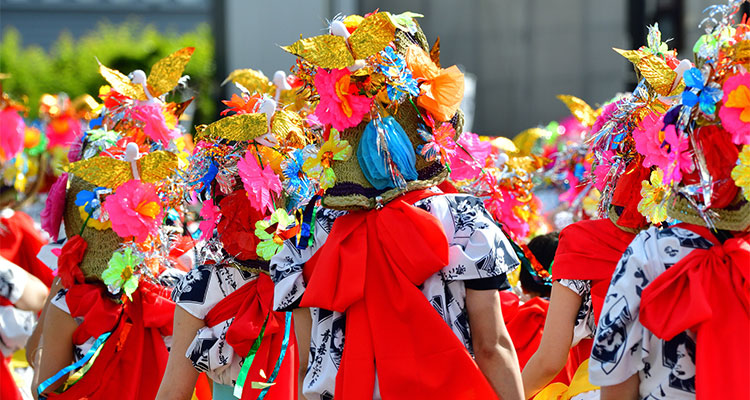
[
  {"left": 553, "top": 218, "right": 636, "bottom": 320},
  {"left": 300, "top": 189, "right": 497, "bottom": 399},
  {"left": 204, "top": 273, "right": 297, "bottom": 400},
  {"left": 640, "top": 224, "right": 749, "bottom": 400},
  {"left": 0, "top": 211, "right": 54, "bottom": 287},
  {"left": 47, "top": 280, "right": 175, "bottom": 400}
]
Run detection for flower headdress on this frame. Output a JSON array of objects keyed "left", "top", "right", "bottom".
[
  {"left": 594, "top": 2, "right": 750, "bottom": 230},
  {"left": 282, "top": 11, "right": 466, "bottom": 210},
  {"left": 185, "top": 70, "right": 314, "bottom": 263},
  {"left": 44, "top": 48, "right": 197, "bottom": 298}
]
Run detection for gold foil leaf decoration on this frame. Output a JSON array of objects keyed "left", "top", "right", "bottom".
[
  {"left": 139, "top": 151, "right": 179, "bottom": 183},
  {"left": 727, "top": 40, "right": 750, "bottom": 62},
  {"left": 282, "top": 12, "right": 394, "bottom": 69},
  {"left": 613, "top": 48, "right": 677, "bottom": 96},
  {"left": 556, "top": 95, "right": 598, "bottom": 128},
  {"left": 66, "top": 157, "right": 131, "bottom": 188},
  {"left": 147, "top": 47, "right": 195, "bottom": 98},
  {"left": 282, "top": 35, "right": 354, "bottom": 70},
  {"left": 196, "top": 113, "right": 268, "bottom": 142},
  {"left": 348, "top": 12, "right": 396, "bottom": 60},
  {"left": 637, "top": 54, "right": 677, "bottom": 96},
  {"left": 98, "top": 60, "right": 146, "bottom": 100},
  {"left": 430, "top": 36, "right": 441, "bottom": 68},
  {"left": 512, "top": 128, "right": 551, "bottom": 157},
  {"left": 490, "top": 136, "right": 520, "bottom": 155},
  {"left": 222, "top": 69, "right": 274, "bottom": 95},
  {"left": 613, "top": 48, "right": 642, "bottom": 65},
  {"left": 271, "top": 109, "right": 306, "bottom": 147}
]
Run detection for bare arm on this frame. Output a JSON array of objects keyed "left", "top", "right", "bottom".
[
  {"left": 466, "top": 288, "right": 523, "bottom": 400},
  {"left": 0, "top": 256, "right": 48, "bottom": 312},
  {"left": 27, "top": 278, "right": 63, "bottom": 371},
  {"left": 155, "top": 306, "right": 204, "bottom": 400},
  {"left": 34, "top": 303, "right": 77, "bottom": 399},
  {"left": 521, "top": 281, "right": 582, "bottom": 399},
  {"left": 600, "top": 373, "right": 639, "bottom": 400},
  {"left": 293, "top": 308, "right": 311, "bottom": 400}
]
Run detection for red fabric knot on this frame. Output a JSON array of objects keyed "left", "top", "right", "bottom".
[
  {"left": 640, "top": 224, "right": 749, "bottom": 400},
  {"left": 204, "top": 273, "right": 298, "bottom": 400},
  {"left": 553, "top": 218, "right": 636, "bottom": 320},
  {"left": 300, "top": 189, "right": 497, "bottom": 400},
  {"left": 57, "top": 235, "right": 87, "bottom": 288}
]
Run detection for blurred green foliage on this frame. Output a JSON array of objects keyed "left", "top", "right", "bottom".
[{"left": 0, "top": 21, "right": 216, "bottom": 127}]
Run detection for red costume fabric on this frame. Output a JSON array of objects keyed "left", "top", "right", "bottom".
[
  {"left": 640, "top": 224, "right": 750, "bottom": 400},
  {"left": 300, "top": 189, "right": 497, "bottom": 400},
  {"left": 48, "top": 259, "right": 175, "bottom": 400},
  {"left": 0, "top": 211, "right": 54, "bottom": 287},
  {"left": 0, "top": 356, "right": 22, "bottom": 400},
  {"left": 204, "top": 273, "right": 297, "bottom": 400},
  {"left": 499, "top": 291, "right": 587, "bottom": 385},
  {"left": 553, "top": 218, "right": 636, "bottom": 320}
]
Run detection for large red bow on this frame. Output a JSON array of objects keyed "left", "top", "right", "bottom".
[
  {"left": 204, "top": 273, "right": 297, "bottom": 400},
  {"left": 49, "top": 281, "right": 175, "bottom": 399},
  {"left": 300, "top": 190, "right": 496, "bottom": 399},
  {"left": 640, "top": 224, "right": 749, "bottom": 400}
]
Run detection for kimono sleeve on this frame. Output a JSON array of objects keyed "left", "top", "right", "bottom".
[{"left": 588, "top": 229, "right": 653, "bottom": 386}]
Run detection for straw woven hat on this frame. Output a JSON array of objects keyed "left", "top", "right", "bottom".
[
  {"left": 321, "top": 25, "right": 463, "bottom": 210},
  {"left": 63, "top": 175, "right": 122, "bottom": 281}
]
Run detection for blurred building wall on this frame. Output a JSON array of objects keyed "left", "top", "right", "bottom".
[
  {"left": 0, "top": 0, "right": 210, "bottom": 48},
  {"left": 357, "top": 0, "right": 630, "bottom": 136}
]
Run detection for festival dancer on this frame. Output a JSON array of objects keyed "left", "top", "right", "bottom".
[
  {"left": 522, "top": 23, "right": 686, "bottom": 399},
  {"left": 157, "top": 71, "right": 304, "bottom": 399},
  {"left": 271, "top": 11, "right": 524, "bottom": 400},
  {"left": 590, "top": 4, "right": 750, "bottom": 398},
  {"left": 32, "top": 49, "right": 195, "bottom": 399}
]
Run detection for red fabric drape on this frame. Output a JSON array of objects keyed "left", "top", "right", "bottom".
[
  {"left": 553, "top": 218, "right": 636, "bottom": 320},
  {"left": 300, "top": 189, "right": 497, "bottom": 400},
  {"left": 46, "top": 280, "right": 175, "bottom": 399},
  {"left": 640, "top": 224, "right": 749, "bottom": 400},
  {"left": 204, "top": 273, "right": 297, "bottom": 400},
  {"left": 499, "top": 291, "right": 587, "bottom": 385},
  {"left": 1, "top": 357, "right": 22, "bottom": 400},
  {"left": 0, "top": 211, "right": 54, "bottom": 287}
]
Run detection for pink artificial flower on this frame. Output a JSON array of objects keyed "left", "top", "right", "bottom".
[
  {"left": 591, "top": 100, "right": 620, "bottom": 136},
  {"left": 662, "top": 126, "right": 694, "bottom": 185},
  {"left": 46, "top": 115, "right": 82, "bottom": 149},
  {"left": 420, "top": 122, "right": 457, "bottom": 163},
  {"left": 558, "top": 116, "right": 586, "bottom": 140},
  {"left": 198, "top": 198, "right": 220, "bottom": 241},
  {"left": 449, "top": 132, "right": 491, "bottom": 180},
  {"left": 312, "top": 68, "right": 372, "bottom": 131},
  {"left": 40, "top": 173, "right": 68, "bottom": 240},
  {"left": 128, "top": 103, "right": 180, "bottom": 146},
  {"left": 633, "top": 113, "right": 670, "bottom": 170},
  {"left": 103, "top": 180, "right": 163, "bottom": 242},
  {"left": 592, "top": 150, "right": 614, "bottom": 191},
  {"left": 237, "top": 151, "right": 282, "bottom": 214},
  {"left": 0, "top": 107, "right": 25, "bottom": 162},
  {"left": 68, "top": 137, "right": 82, "bottom": 163},
  {"left": 718, "top": 73, "right": 750, "bottom": 145}
]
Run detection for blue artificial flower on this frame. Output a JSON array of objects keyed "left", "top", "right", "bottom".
[
  {"left": 197, "top": 161, "right": 218, "bottom": 194},
  {"left": 375, "top": 47, "right": 420, "bottom": 102},
  {"left": 282, "top": 149, "right": 314, "bottom": 209},
  {"left": 75, "top": 187, "right": 106, "bottom": 214},
  {"left": 681, "top": 67, "right": 722, "bottom": 115}
]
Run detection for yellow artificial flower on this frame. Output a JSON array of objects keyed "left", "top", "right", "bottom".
[
  {"left": 302, "top": 130, "right": 352, "bottom": 190},
  {"left": 77, "top": 206, "right": 112, "bottom": 230},
  {"left": 732, "top": 145, "right": 750, "bottom": 201},
  {"left": 582, "top": 188, "right": 601, "bottom": 217},
  {"left": 638, "top": 169, "right": 670, "bottom": 224}
]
